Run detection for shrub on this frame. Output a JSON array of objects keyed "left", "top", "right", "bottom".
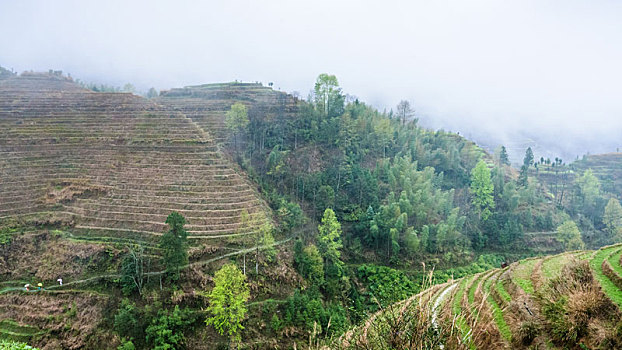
[
  {"left": 146, "top": 306, "right": 195, "bottom": 350},
  {"left": 270, "top": 313, "right": 282, "bottom": 332},
  {"left": 114, "top": 299, "right": 145, "bottom": 344},
  {"left": 542, "top": 296, "right": 585, "bottom": 344},
  {"left": 541, "top": 260, "right": 620, "bottom": 348},
  {"left": 516, "top": 321, "right": 541, "bottom": 346},
  {"left": 279, "top": 289, "right": 351, "bottom": 337},
  {"left": 277, "top": 200, "right": 305, "bottom": 231},
  {"left": 356, "top": 264, "right": 417, "bottom": 310},
  {"left": 0, "top": 340, "right": 38, "bottom": 350},
  {"left": 117, "top": 340, "right": 135, "bottom": 350},
  {"left": 294, "top": 242, "right": 324, "bottom": 287},
  {"left": 0, "top": 226, "right": 23, "bottom": 245}
]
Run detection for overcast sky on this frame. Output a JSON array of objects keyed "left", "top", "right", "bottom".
[{"left": 1, "top": 0, "right": 621, "bottom": 160}]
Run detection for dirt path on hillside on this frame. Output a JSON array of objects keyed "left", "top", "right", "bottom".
[{"left": 1, "top": 237, "right": 292, "bottom": 294}]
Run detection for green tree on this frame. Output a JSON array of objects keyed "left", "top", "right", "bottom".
[
  {"left": 146, "top": 306, "right": 194, "bottom": 350},
  {"left": 576, "top": 169, "right": 601, "bottom": 204},
  {"left": 160, "top": 212, "right": 188, "bottom": 281},
  {"left": 316, "top": 185, "right": 335, "bottom": 217},
  {"left": 499, "top": 145, "right": 510, "bottom": 166},
  {"left": 373, "top": 118, "right": 392, "bottom": 157},
  {"left": 317, "top": 209, "right": 350, "bottom": 298},
  {"left": 314, "top": 73, "right": 343, "bottom": 117},
  {"left": 604, "top": 198, "right": 622, "bottom": 241},
  {"left": 298, "top": 244, "right": 325, "bottom": 286},
  {"left": 225, "top": 102, "right": 249, "bottom": 150},
  {"left": 238, "top": 209, "right": 252, "bottom": 275},
  {"left": 574, "top": 169, "right": 602, "bottom": 223},
  {"left": 146, "top": 87, "right": 158, "bottom": 98},
  {"left": 518, "top": 165, "right": 529, "bottom": 187},
  {"left": 518, "top": 147, "right": 535, "bottom": 187},
  {"left": 254, "top": 220, "right": 276, "bottom": 273},
  {"left": 556, "top": 220, "right": 584, "bottom": 251},
  {"left": 114, "top": 299, "right": 145, "bottom": 346},
  {"left": 317, "top": 208, "right": 343, "bottom": 267},
  {"left": 205, "top": 264, "right": 250, "bottom": 344},
  {"left": 123, "top": 83, "right": 135, "bottom": 93},
  {"left": 277, "top": 200, "right": 305, "bottom": 231},
  {"left": 120, "top": 244, "right": 149, "bottom": 296},
  {"left": 523, "top": 147, "right": 534, "bottom": 168},
  {"left": 396, "top": 100, "right": 415, "bottom": 125},
  {"left": 470, "top": 160, "right": 495, "bottom": 221}
]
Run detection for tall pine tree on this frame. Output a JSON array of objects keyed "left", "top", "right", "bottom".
[
  {"left": 470, "top": 160, "right": 495, "bottom": 221},
  {"left": 160, "top": 212, "right": 188, "bottom": 281}
]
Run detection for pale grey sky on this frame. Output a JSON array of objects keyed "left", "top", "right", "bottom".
[{"left": 1, "top": 0, "right": 621, "bottom": 161}]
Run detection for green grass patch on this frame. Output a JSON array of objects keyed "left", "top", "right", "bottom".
[
  {"left": 453, "top": 276, "right": 473, "bottom": 315},
  {"left": 577, "top": 251, "right": 592, "bottom": 260},
  {"left": 0, "top": 281, "right": 28, "bottom": 287},
  {"left": 494, "top": 278, "right": 512, "bottom": 303},
  {"left": 449, "top": 278, "right": 477, "bottom": 350},
  {"left": 0, "top": 226, "right": 25, "bottom": 245},
  {"left": 0, "top": 319, "right": 45, "bottom": 343},
  {"left": 512, "top": 258, "right": 539, "bottom": 294},
  {"left": 606, "top": 248, "right": 622, "bottom": 277},
  {"left": 66, "top": 234, "right": 160, "bottom": 250},
  {"left": 541, "top": 252, "right": 581, "bottom": 281},
  {"left": 590, "top": 245, "right": 622, "bottom": 308},
  {"left": 467, "top": 273, "right": 484, "bottom": 305},
  {"left": 0, "top": 287, "right": 25, "bottom": 295},
  {"left": 0, "top": 339, "right": 39, "bottom": 349},
  {"left": 484, "top": 271, "right": 512, "bottom": 341},
  {"left": 0, "top": 320, "right": 42, "bottom": 336},
  {"left": 454, "top": 315, "right": 476, "bottom": 350}
]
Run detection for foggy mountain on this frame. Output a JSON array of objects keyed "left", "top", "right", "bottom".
[{"left": 2, "top": 0, "right": 621, "bottom": 161}]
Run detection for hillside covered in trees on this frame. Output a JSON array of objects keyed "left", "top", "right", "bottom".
[{"left": 0, "top": 69, "right": 621, "bottom": 349}]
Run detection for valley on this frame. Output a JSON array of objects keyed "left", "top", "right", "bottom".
[{"left": 0, "top": 70, "right": 621, "bottom": 349}]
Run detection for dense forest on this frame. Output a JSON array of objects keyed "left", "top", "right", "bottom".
[{"left": 204, "top": 73, "right": 622, "bottom": 342}]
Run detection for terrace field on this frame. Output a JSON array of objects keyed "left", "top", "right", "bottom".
[
  {"left": 158, "top": 82, "right": 299, "bottom": 144},
  {"left": 0, "top": 73, "right": 300, "bottom": 348},
  {"left": 2, "top": 71, "right": 621, "bottom": 349},
  {"left": 344, "top": 245, "right": 622, "bottom": 349},
  {"left": 0, "top": 73, "right": 272, "bottom": 245}
]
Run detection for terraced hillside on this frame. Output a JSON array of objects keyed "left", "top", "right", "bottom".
[
  {"left": 341, "top": 245, "right": 622, "bottom": 349},
  {"left": 0, "top": 73, "right": 270, "bottom": 244},
  {"left": 573, "top": 153, "right": 622, "bottom": 196},
  {"left": 533, "top": 152, "right": 622, "bottom": 204},
  {"left": 158, "top": 82, "right": 299, "bottom": 144}
]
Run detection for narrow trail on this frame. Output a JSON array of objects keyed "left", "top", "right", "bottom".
[
  {"left": 1, "top": 237, "right": 292, "bottom": 294},
  {"left": 143, "top": 237, "right": 292, "bottom": 277},
  {"left": 0, "top": 287, "right": 24, "bottom": 294}
]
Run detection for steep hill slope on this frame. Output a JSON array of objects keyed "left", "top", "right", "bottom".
[{"left": 0, "top": 73, "right": 271, "bottom": 244}]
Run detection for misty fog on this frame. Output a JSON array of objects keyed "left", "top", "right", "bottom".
[{"left": 1, "top": 0, "right": 621, "bottom": 163}]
